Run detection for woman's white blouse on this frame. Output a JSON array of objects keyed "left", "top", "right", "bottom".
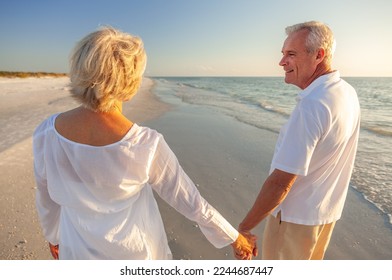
[{"left": 33, "top": 114, "right": 238, "bottom": 259}]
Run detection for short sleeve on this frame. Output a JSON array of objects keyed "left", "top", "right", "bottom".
[{"left": 271, "top": 102, "right": 326, "bottom": 176}]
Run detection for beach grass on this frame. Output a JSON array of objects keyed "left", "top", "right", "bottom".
[{"left": 0, "top": 71, "right": 67, "bottom": 78}]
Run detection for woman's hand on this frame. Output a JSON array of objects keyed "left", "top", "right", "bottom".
[
  {"left": 49, "top": 243, "right": 59, "bottom": 260},
  {"left": 231, "top": 231, "right": 258, "bottom": 260}
]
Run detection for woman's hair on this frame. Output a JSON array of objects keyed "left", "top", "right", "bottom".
[
  {"left": 69, "top": 26, "right": 147, "bottom": 112},
  {"left": 285, "top": 21, "right": 336, "bottom": 66}
]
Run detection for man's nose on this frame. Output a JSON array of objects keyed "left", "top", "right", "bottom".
[{"left": 279, "top": 56, "right": 286, "bottom": 66}]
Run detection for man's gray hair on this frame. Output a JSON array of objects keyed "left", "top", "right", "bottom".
[{"left": 286, "top": 21, "right": 336, "bottom": 65}]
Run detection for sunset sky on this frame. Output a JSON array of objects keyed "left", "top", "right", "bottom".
[{"left": 1, "top": 0, "right": 391, "bottom": 77}]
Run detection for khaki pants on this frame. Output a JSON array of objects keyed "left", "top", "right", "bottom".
[{"left": 262, "top": 212, "right": 336, "bottom": 260}]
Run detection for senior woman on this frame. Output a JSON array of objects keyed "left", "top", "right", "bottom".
[{"left": 33, "top": 27, "right": 256, "bottom": 260}]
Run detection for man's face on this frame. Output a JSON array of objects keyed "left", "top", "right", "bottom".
[{"left": 279, "top": 30, "right": 320, "bottom": 89}]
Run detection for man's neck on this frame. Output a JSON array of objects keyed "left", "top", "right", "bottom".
[{"left": 301, "top": 64, "right": 334, "bottom": 90}]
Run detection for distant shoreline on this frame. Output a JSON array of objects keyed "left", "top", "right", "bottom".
[{"left": 0, "top": 71, "right": 68, "bottom": 78}]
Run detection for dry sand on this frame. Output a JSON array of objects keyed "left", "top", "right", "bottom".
[{"left": 0, "top": 77, "right": 391, "bottom": 260}]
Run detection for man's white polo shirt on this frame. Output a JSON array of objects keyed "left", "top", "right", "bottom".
[{"left": 270, "top": 71, "right": 360, "bottom": 225}]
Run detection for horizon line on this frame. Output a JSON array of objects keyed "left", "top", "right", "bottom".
[{"left": 1, "top": 71, "right": 391, "bottom": 79}]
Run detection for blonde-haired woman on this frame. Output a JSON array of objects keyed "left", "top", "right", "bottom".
[{"left": 33, "top": 27, "right": 256, "bottom": 260}]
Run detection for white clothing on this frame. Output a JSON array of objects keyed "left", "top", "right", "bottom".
[
  {"left": 270, "top": 71, "right": 360, "bottom": 225},
  {"left": 33, "top": 114, "right": 238, "bottom": 259}
]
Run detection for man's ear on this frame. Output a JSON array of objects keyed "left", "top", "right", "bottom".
[{"left": 316, "top": 48, "right": 325, "bottom": 62}]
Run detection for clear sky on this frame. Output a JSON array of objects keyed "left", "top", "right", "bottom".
[{"left": 1, "top": 0, "right": 391, "bottom": 77}]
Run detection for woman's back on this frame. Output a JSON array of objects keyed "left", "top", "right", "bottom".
[
  {"left": 34, "top": 113, "right": 172, "bottom": 259},
  {"left": 54, "top": 106, "right": 132, "bottom": 147}
]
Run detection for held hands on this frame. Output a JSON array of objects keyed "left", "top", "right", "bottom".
[{"left": 231, "top": 231, "right": 258, "bottom": 260}]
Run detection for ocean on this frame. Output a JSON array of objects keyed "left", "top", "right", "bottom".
[{"left": 151, "top": 76, "right": 392, "bottom": 225}]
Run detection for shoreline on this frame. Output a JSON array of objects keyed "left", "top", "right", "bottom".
[
  {"left": 351, "top": 184, "right": 392, "bottom": 226},
  {"left": 0, "top": 76, "right": 391, "bottom": 259}
]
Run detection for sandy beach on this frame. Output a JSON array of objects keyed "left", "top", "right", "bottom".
[{"left": 0, "top": 77, "right": 391, "bottom": 260}]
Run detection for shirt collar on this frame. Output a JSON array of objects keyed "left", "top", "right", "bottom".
[{"left": 297, "top": 71, "right": 340, "bottom": 100}]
